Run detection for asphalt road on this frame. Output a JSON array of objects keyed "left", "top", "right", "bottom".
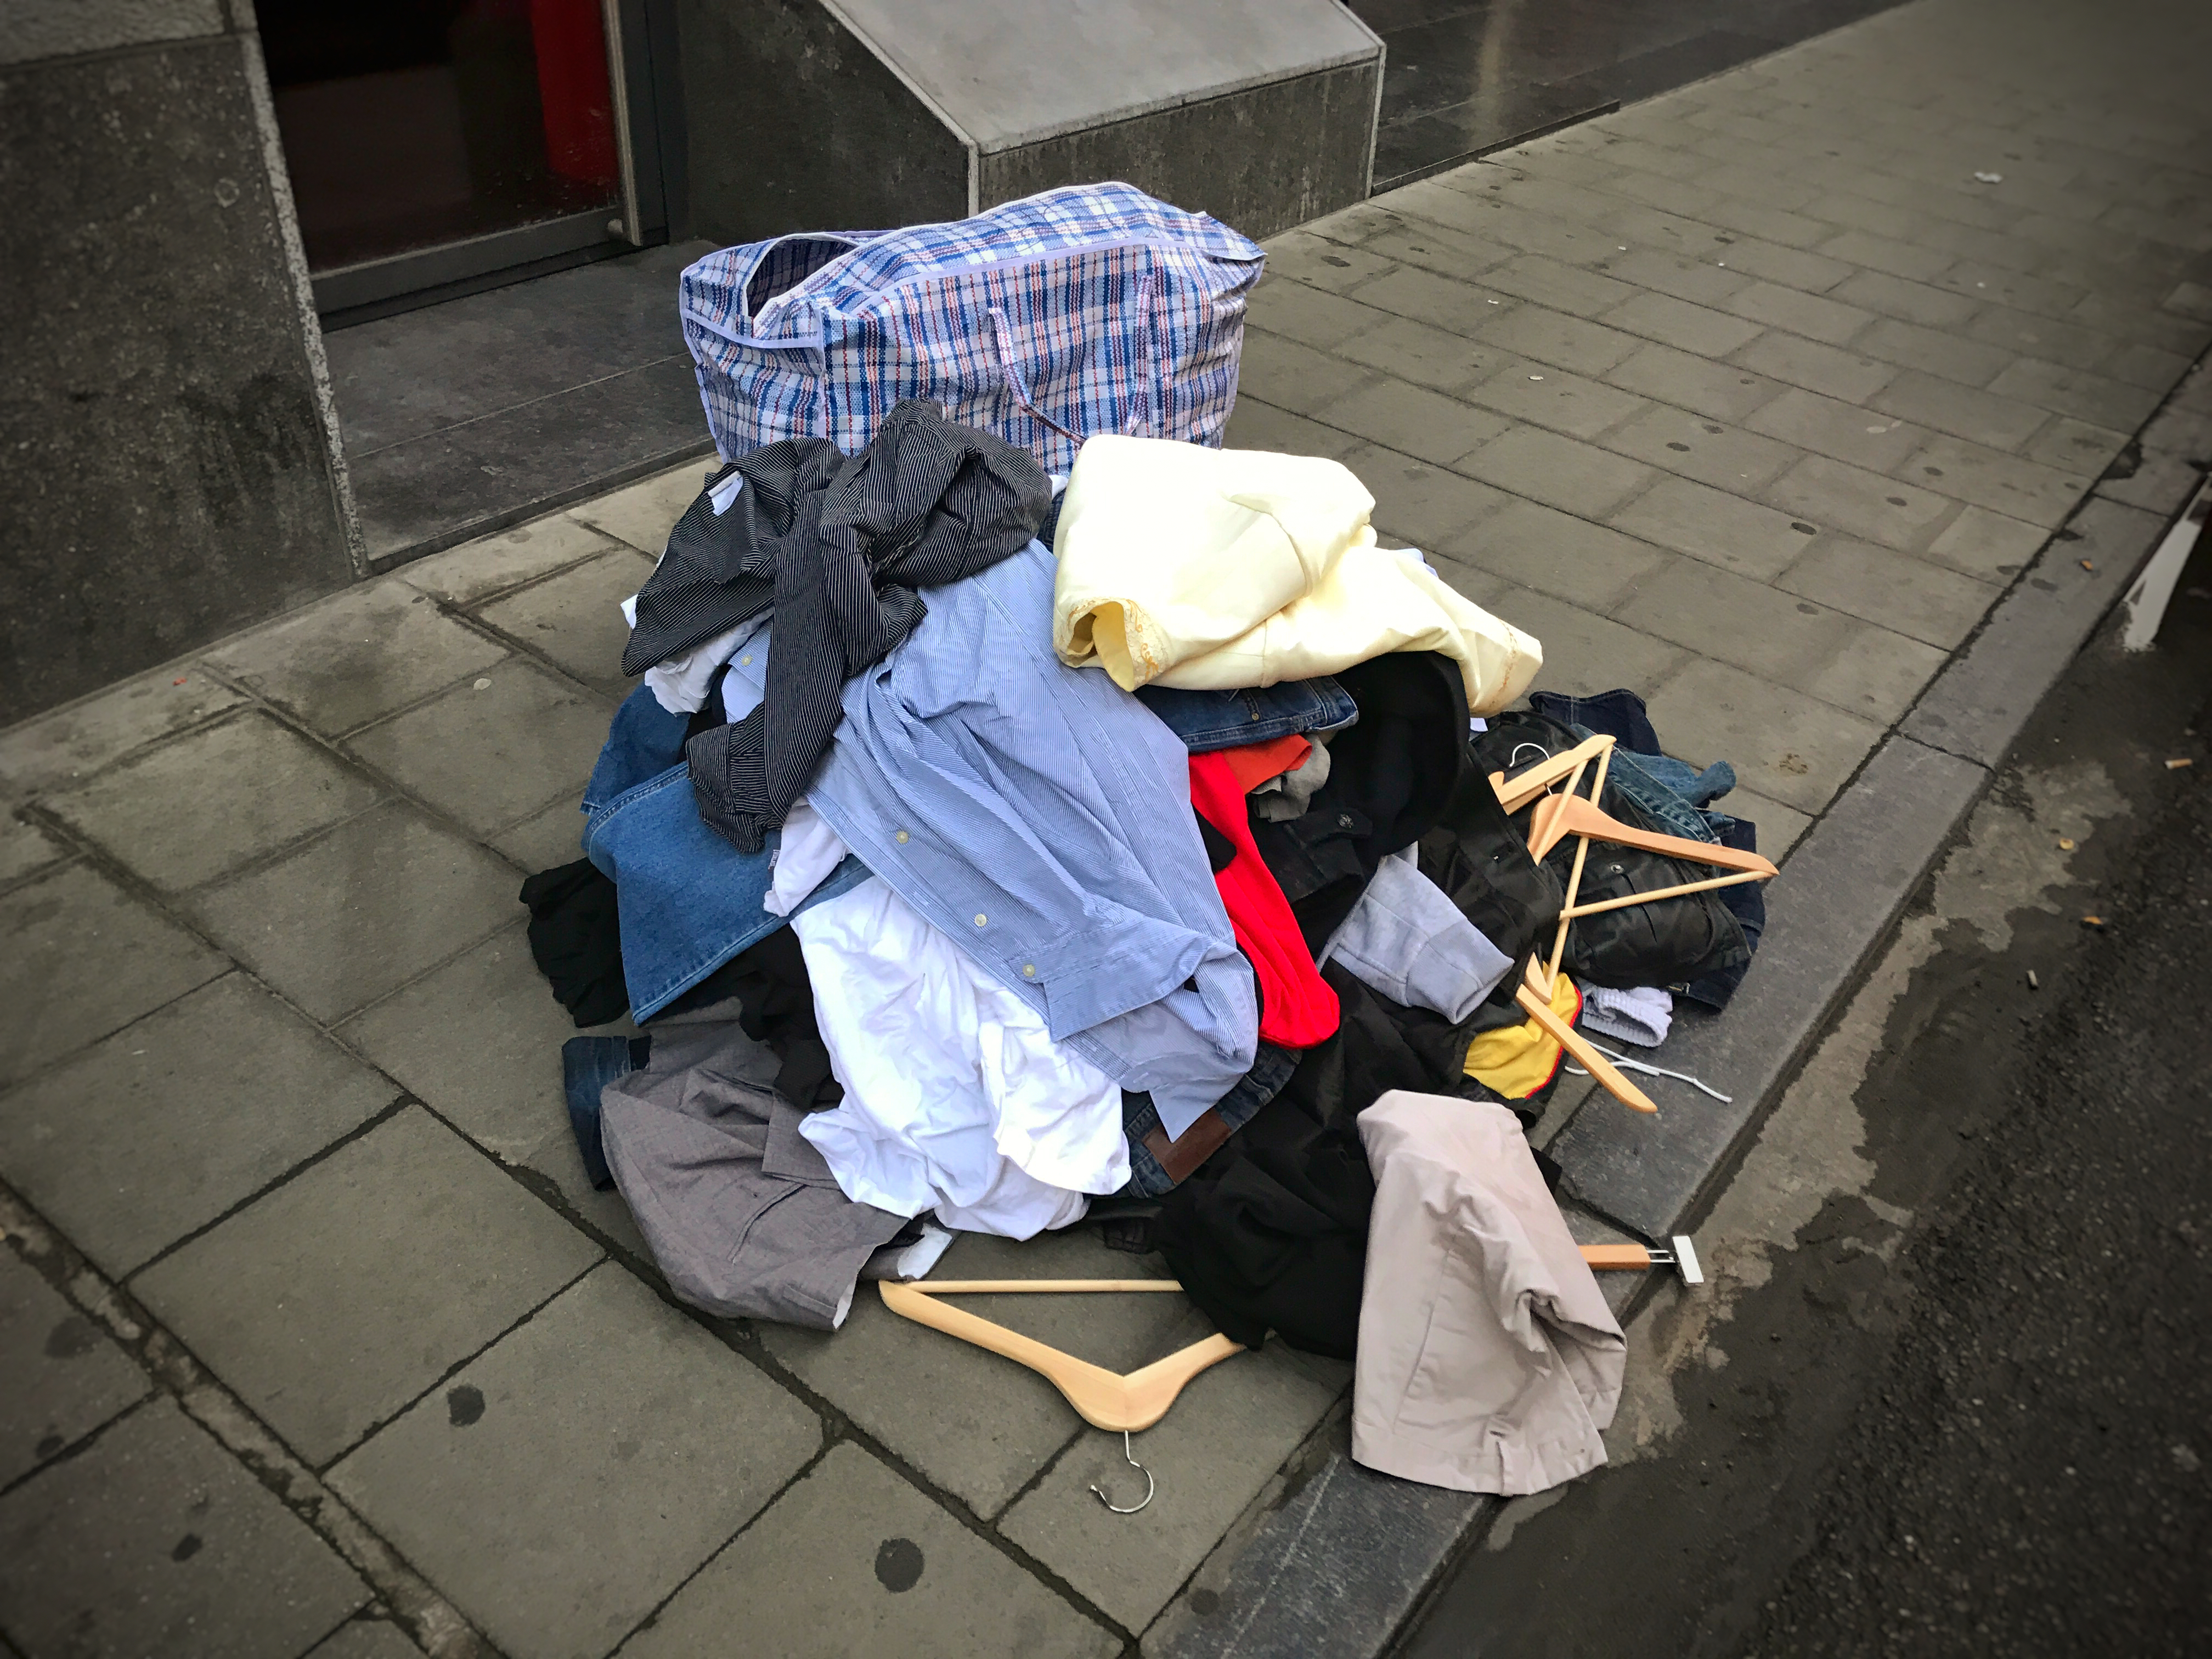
[{"left": 1399, "top": 534, "right": 2212, "bottom": 1658}]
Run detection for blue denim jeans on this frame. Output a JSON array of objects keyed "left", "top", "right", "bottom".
[
  {"left": 1136, "top": 676, "right": 1358, "bottom": 753},
  {"left": 1117, "top": 1042, "right": 1300, "bottom": 1197},
  {"left": 562, "top": 1035, "right": 651, "bottom": 1189},
  {"left": 583, "top": 687, "right": 870, "bottom": 1021}
]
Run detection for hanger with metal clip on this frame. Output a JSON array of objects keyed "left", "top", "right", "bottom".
[{"left": 877, "top": 1278, "right": 1242, "bottom": 1513}]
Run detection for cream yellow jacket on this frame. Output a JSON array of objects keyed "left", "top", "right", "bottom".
[{"left": 1051, "top": 436, "right": 1542, "bottom": 713}]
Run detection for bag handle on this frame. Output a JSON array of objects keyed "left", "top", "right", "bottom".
[
  {"left": 987, "top": 263, "right": 1164, "bottom": 452},
  {"left": 1124, "top": 267, "right": 1161, "bottom": 438},
  {"left": 988, "top": 306, "right": 1084, "bottom": 448}
]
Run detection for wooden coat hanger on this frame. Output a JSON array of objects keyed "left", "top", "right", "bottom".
[
  {"left": 1490, "top": 733, "right": 1616, "bottom": 814},
  {"left": 1527, "top": 791, "right": 1780, "bottom": 873},
  {"left": 876, "top": 1279, "right": 1242, "bottom": 1433}
]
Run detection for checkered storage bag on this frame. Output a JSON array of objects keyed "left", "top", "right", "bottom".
[{"left": 678, "top": 183, "right": 1266, "bottom": 472}]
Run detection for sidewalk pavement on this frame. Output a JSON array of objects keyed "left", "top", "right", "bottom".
[{"left": 3, "top": 1, "right": 2208, "bottom": 1655}]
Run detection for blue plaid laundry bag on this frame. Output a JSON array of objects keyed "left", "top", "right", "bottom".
[{"left": 678, "top": 183, "right": 1266, "bottom": 471}]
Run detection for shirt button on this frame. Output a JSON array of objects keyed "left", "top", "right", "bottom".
[
  {"left": 740, "top": 654, "right": 752, "bottom": 665},
  {"left": 974, "top": 913, "right": 988, "bottom": 927},
  {"left": 894, "top": 830, "right": 909, "bottom": 843},
  {"left": 1023, "top": 963, "right": 1036, "bottom": 977}
]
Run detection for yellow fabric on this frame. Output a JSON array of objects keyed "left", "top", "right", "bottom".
[
  {"left": 1463, "top": 972, "right": 1581, "bottom": 1099},
  {"left": 1053, "top": 436, "right": 1543, "bottom": 714}
]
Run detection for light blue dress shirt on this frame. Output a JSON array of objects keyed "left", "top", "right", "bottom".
[{"left": 722, "top": 541, "right": 1258, "bottom": 1136}]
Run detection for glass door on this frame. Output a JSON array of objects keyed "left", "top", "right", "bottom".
[{"left": 260, "top": 1, "right": 658, "bottom": 317}]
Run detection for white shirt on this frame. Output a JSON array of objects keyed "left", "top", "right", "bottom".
[{"left": 794, "top": 873, "right": 1128, "bottom": 1239}]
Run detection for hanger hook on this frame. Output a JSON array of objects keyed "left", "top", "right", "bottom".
[{"left": 1090, "top": 1430, "right": 1155, "bottom": 1515}]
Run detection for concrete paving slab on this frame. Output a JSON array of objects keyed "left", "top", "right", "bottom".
[
  {"left": 0, "top": 811, "right": 67, "bottom": 888},
  {"left": 1459, "top": 426, "right": 1654, "bottom": 518},
  {"left": 566, "top": 458, "right": 707, "bottom": 557},
  {"left": 1713, "top": 280, "right": 1875, "bottom": 347},
  {"left": 2096, "top": 447, "right": 2207, "bottom": 518},
  {"left": 0, "top": 1249, "right": 149, "bottom": 1488},
  {"left": 0, "top": 1398, "right": 366, "bottom": 1659},
  {"left": 1604, "top": 342, "right": 1787, "bottom": 424},
  {"left": 132, "top": 1107, "right": 600, "bottom": 1467},
  {"left": 1596, "top": 404, "right": 1801, "bottom": 493},
  {"left": 1593, "top": 248, "right": 1752, "bottom": 309},
  {"left": 1726, "top": 787, "right": 1814, "bottom": 862},
  {"left": 1345, "top": 221, "right": 1521, "bottom": 289},
  {"left": 1602, "top": 291, "right": 1765, "bottom": 359},
  {"left": 1221, "top": 397, "right": 1366, "bottom": 461},
  {"left": 307, "top": 1620, "right": 427, "bottom": 1659},
  {"left": 1627, "top": 558, "right": 1944, "bottom": 725},
  {"left": 1439, "top": 498, "right": 1672, "bottom": 611},
  {"left": 1921, "top": 503, "right": 2049, "bottom": 581},
  {"left": 1342, "top": 265, "right": 1517, "bottom": 342},
  {"left": 1867, "top": 369, "right": 2055, "bottom": 452},
  {"left": 1471, "top": 586, "right": 1688, "bottom": 702},
  {"left": 347, "top": 665, "right": 611, "bottom": 839},
  {"left": 1477, "top": 254, "right": 1640, "bottom": 322},
  {"left": 1255, "top": 233, "right": 1398, "bottom": 296},
  {"left": 328, "top": 1263, "right": 820, "bottom": 1659},
  {"left": 204, "top": 582, "right": 509, "bottom": 738},
  {"left": 1471, "top": 303, "right": 1643, "bottom": 379},
  {"left": 625, "top": 1442, "right": 1117, "bottom": 1659},
  {"left": 1985, "top": 356, "right": 2165, "bottom": 431},
  {"left": 1730, "top": 331, "right": 1899, "bottom": 405},
  {"left": 1901, "top": 432, "right": 2091, "bottom": 527},
  {"left": 2021, "top": 415, "right": 2132, "bottom": 475},
  {"left": 44, "top": 712, "right": 382, "bottom": 894},
  {"left": 1606, "top": 474, "right": 1816, "bottom": 582},
  {"left": 2106, "top": 338, "right": 2200, "bottom": 392},
  {"left": 1903, "top": 496, "right": 2165, "bottom": 766},
  {"left": 0, "top": 974, "right": 399, "bottom": 1278},
  {"left": 473, "top": 550, "right": 657, "bottom": 701},
  {"left": 1335, "top": 315, "right": 1505, "bottom": 396},
  {"left": 1321, "top": 383, "right": 1510, "bottom": 468},
  {"left": 1227, "top": 330, "right": 1382, "bottom": 418},
  {"left": 0, "top": 862, "right": 228, "bottom": 1090},
  {"left": 1826, "top": 268, "right": 1983, "bottom": 329},
  {"left": 0, "top": 668, "right": 245, "bottom": 799},
  {"left": 1000, "top": 1340, "right": 1340, "bottom": 1635},
  {"left": 1815, "top": 228, "right": 1957, "bottom": 286},
  {"left": 2139, "top": 403, "right": 2212, "bottom": 471},
  {"left": 1245, "top": 281, "right": 1392, "bottom": 352},
  {"left": 1462, "top": 358, "right": 1650, "bottom": 442},
  {"left": 1744, "top": 386, "right": 1928, "bottom": 475},
  {"left": 1764, "top": 454, "right": 1955, "bottom": 551},
  {"left": 1338, "top": 445, "right": 1511, "bottom": 549},
  {"left": 1932, "top": 261, "right": 2088, "bottom": 325},
  {"left": 1775, "top": 536, "right": 2001, "bottom": 650},
  {"left": 760, "top": 1228, "right": 1193, "bottom": 1520},
  {"left": 189, "top": 803, "right": 518, "bottom": 1025},
  {"left": 1960, "top": 306, "right": 2134, "bottom": 380},
  {"left": 336, "top": 926, "right": 588, "bottom": 1158},
  {"left": 395, "top": 516, "right": 621, "bottom": 608},
  {"left": 487, "top": 797, "right": 589, "bottom": 872},
  {"left": 517, "top": 1116, "right": 651, "bottom": 1262},
  {"left": 1645, "top": 657, "right": 1884, "bottom": 815}
]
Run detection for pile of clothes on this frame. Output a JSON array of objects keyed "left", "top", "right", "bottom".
[{"left": 520, "top": 189, "right": 1768, "bottom": 1499}]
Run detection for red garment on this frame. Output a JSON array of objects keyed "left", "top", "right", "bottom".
[
  {"left": 1218, "top": 732, "right": 1310, "bottom": 795},
  {"left": 1189, "top": 749, "right": 1339, "bottom": 1048}
]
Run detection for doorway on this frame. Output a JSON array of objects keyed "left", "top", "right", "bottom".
[{"left": 259, "top": 0, "right": 675, "bottom": 319}]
